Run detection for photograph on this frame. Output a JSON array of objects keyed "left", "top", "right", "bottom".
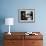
[{"left": 18, "top": 9, "right": 35, "bottom": 23}]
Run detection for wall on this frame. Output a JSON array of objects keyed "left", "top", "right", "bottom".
[
  {"left": 0, "top": 0, "right": 46, "bottom": 46},
  {"left": 0, "top": 0, "right": 46, "bottom": 32}
]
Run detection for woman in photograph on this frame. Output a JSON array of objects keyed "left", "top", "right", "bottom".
[{"left": 30, "top": 11, "right": 33, "bottom": 20}]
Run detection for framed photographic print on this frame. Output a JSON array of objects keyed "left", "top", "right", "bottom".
[{"left": 18, "top": 9, "right": 35, "bottom": 23}]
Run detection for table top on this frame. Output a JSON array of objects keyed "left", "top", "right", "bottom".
[{"left": 4, "top": 32, "right": 43, "bottom": 40}]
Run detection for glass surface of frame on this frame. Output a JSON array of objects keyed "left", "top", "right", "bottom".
[{"left": 18, "top": 9, "right": 35, "bottom": 23}]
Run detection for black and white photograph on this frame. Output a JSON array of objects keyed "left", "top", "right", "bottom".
[{"left": 18, "top": 9, "right": 35, "bottom": 23}]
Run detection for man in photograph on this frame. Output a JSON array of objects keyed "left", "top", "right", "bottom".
[{"left": 21, "top": 11, "right": 27, "bottom": 20}]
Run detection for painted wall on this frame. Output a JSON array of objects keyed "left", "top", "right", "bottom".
[
  {"left": 0, "top": 0, "right": 46, "bottom": 46},
  {"left": 0, "top": 0, "right": 46, "bottom": 32}
]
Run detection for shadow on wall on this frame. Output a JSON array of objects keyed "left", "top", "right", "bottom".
[{"left": 0, "top": 16, "right": 5, "bottom": 46}]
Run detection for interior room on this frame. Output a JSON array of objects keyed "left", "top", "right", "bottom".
[{"left": 0, "top": 0, "right": 46, "bottom": 46}]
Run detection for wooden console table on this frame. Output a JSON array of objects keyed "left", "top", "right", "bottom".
[{"left": 4, "top": 32, "right": 43, "bottom": 46}]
